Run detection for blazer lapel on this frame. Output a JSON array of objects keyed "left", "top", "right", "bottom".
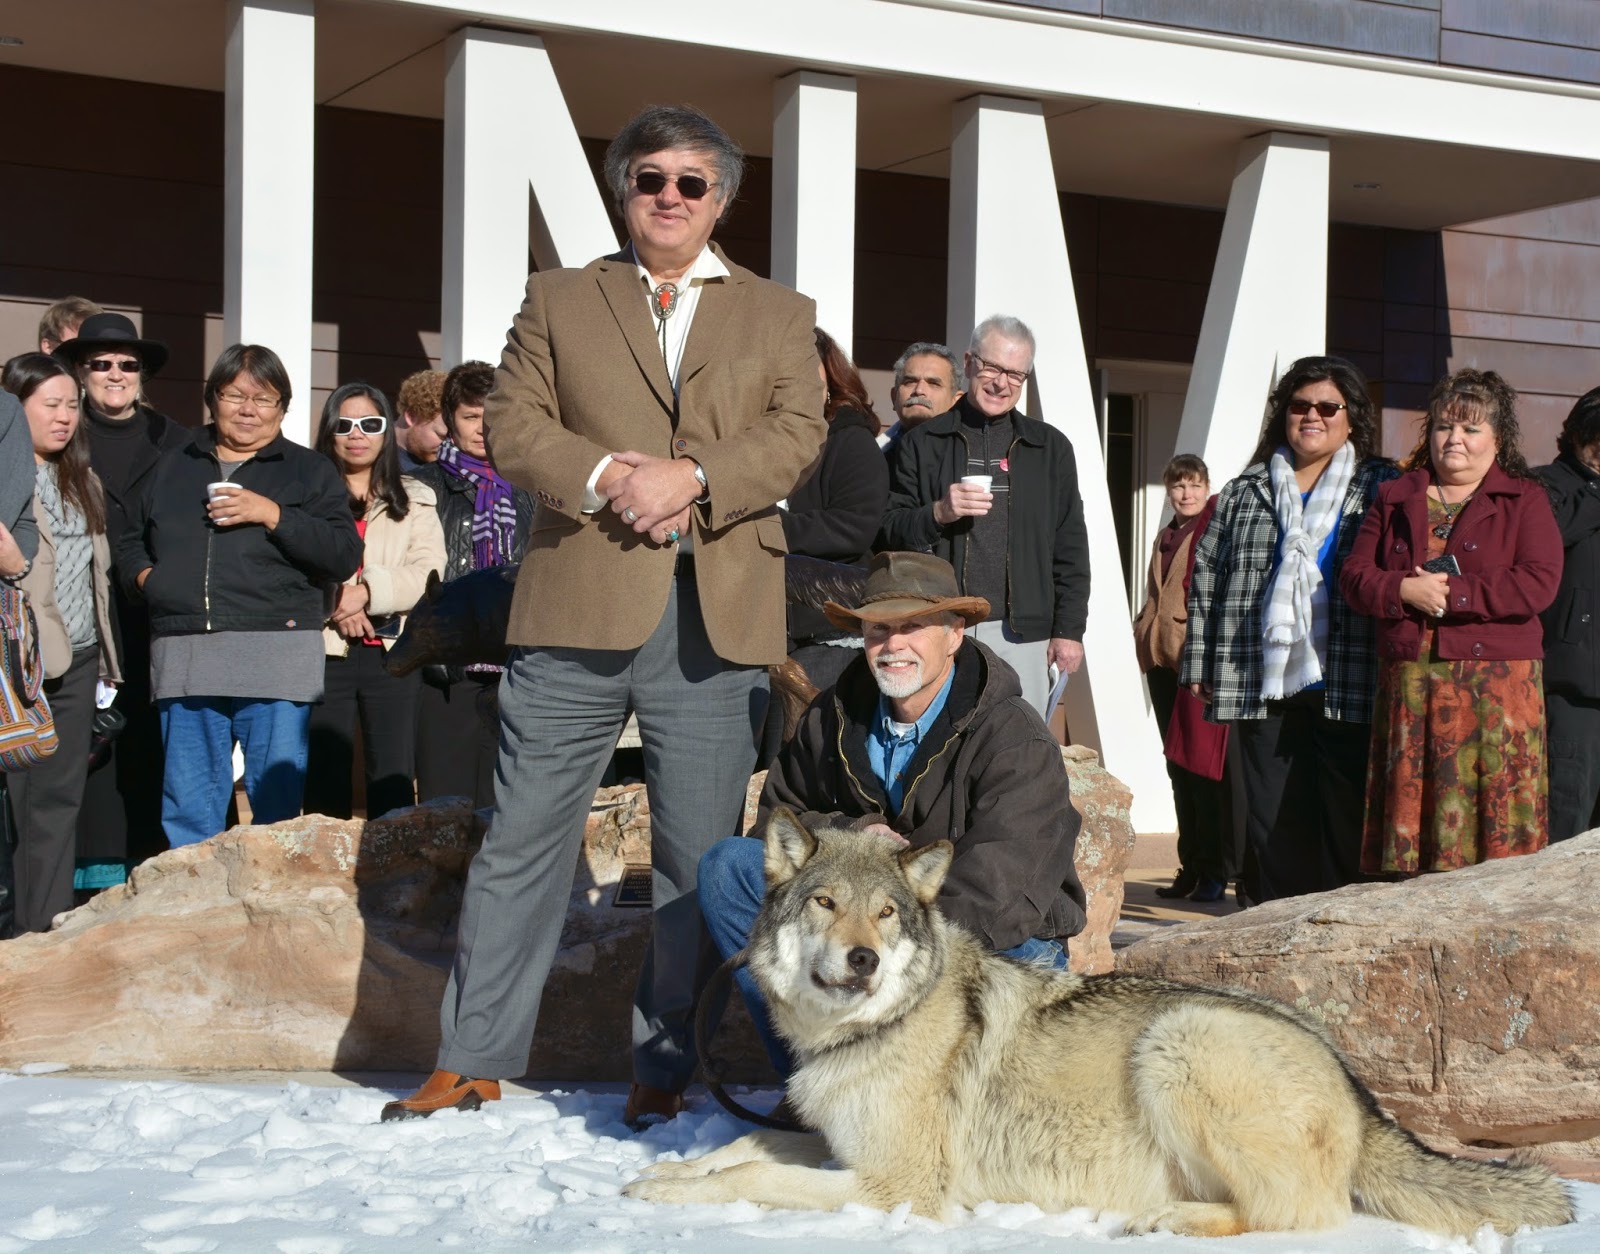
[
  {"left": 596, "top": 255, "right": 675, "bottom": 414},
  {"left": 677, "top": 272, "right": 742, "bottom": 388}
]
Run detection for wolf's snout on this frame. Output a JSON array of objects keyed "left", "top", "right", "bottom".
[{"left": 847, "top": 946, "right": 880, "bottom": 976}]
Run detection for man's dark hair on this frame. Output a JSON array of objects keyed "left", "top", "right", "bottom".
[
  {"left": 892, "top": 342, "right": 965, "bottom": 393},
  {"left": 603, "top": 104, "right": 745, "bottom": 222},
  {"left": 442, "top": 360, "right": 495, "bottom": 436},
  {"left": 1557, "top": 385, "right": 1600, "bottom": 459},
  {"left": 1248, "top": 355, "right": 1379, "bottom": 470},
  {"left": 205, "top": 343, "right": 292, "bottom": 417}
]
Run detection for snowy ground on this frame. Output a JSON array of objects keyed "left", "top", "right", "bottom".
[{"left": 0, "top": 1070, "right": 1594, "bottom": 1253}]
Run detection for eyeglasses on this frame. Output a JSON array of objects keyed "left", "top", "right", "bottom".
[
  {"left": 968, "top": 354, "right": 1030, "bottom": 387},
  {"left": 632, "top": 170, "right": 717, "bottom": 200},
  {"left": 217, "top": 390, "right": 282, "bottom": 411},
  {"left": 1287, "top": 399, "right": 1349, "bottom": 419},
  {"left": 86, "top": 358, "right": 140, "bottom": 374},
  {"left": 331, "top": 415, "right": 387, "bottom": 437}
]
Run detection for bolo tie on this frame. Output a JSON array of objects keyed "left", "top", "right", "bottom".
[{"left": 653, "top": 281, "right": 680, "bottom": 369}]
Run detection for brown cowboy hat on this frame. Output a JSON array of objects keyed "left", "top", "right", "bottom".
[
  {"left": 52, "top": 312, "right": 169, "bottom": 375},
  {"left": 823, "top": 551, "right": 990, "bottom": 631}
]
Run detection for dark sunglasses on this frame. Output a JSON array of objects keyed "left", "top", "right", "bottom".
[
  {"left": 331, "top": 415, "right": 387, "bottom": 436},
  {"left": 86, "top": 357, "right": 140, "bottom": 373},
  {"left": 633, "top": 170, "right": 716, "bottom": 200},
  {"left": 1287, "top": 399, "right": 1348, "bottom": 419}
]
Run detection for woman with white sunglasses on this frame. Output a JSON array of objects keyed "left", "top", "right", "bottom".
[{"left": 303, "top": 383, "right": 444, "bottom": 820}]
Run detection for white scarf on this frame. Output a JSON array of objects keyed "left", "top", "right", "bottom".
[{"left": 1261, "top": 441, "right": 1355, "bottom": 700}]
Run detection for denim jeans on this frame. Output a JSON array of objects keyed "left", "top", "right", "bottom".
[
  {"left": 158, "top": 697, "right": 312, "bottom": 848},
  {"left": 697, "top": 835, "right": 1068, "bottom": 1078}
]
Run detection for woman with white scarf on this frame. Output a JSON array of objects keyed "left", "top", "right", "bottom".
[{"left": 1179, "top": 357, "right": 1397, "bottom": 904}]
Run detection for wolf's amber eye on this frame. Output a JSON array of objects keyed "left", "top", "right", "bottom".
[
  {"left": 814, "top": 895, "right": 834, "bottom": 910},
  {"left": 880, "top": 905, "right": 895, "bottom": 919}
]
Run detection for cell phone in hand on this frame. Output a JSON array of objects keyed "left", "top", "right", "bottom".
[{"left": 1421, "top": 554, "right": 1461, "bottom": 576}]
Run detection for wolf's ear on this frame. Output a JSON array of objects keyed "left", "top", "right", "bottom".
[
  {"left": 898, "top": 840, "right": 954, "bottom": 906},
  {"left": 763, "top": 807, "right": 819, "bottom": 887}
]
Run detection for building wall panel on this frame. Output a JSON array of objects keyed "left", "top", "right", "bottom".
[{"left": 1102, "top": 0, "right": 1440, "bottom": 60}]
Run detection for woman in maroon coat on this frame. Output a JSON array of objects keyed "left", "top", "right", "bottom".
[{"left": 1341, "top": 369, "right": 1561, "bottom": 875}]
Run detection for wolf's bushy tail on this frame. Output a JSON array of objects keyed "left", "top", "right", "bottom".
[{"left": 1354, "top": 1112, "right": 1573, "bottom": 1235}]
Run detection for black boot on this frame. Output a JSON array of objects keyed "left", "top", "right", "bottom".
[
  {"left": 1189, "top": 877, "right": 1227, "bottom": 903},
  {"left": 1154, "top": 869, "right": 1198, "bottom": 899}
]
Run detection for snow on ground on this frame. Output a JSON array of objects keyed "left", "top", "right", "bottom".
[{"left": 0, "top": 1072, "right": 1594, "bottom": 1253}]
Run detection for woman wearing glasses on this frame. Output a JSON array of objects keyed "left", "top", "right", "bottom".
[
  {"left": 408, "top": 360, "right": 533, "bottom": 810},
  {"left": 117, "top": 344, "right": 362, "bottom": 847},
  {"left": 1179, "top": 356, "right": 1398, "bottom": 904},
  {"left": 1342, "top": 369, "right": 1559, "bottom": 876},
  {"left": 303, "top": 384, "right": 444, "bottom": 820}
]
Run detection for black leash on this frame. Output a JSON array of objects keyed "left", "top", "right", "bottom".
[{"left": 695, "top": 950, "right": 802, "bottom": 1132}]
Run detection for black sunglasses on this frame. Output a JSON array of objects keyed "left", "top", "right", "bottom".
[
  {"left": 1287, "top": 399, "right": 1348, "bottom": 418},
  {"left": 331, "top": 415, "right": 387, "bottom": 436},
  {"left": 86, "top": 357, "right": 141, "bottom": 373},
  {"left": 632, "top": 171, "right": 716, "bottom": 200}
]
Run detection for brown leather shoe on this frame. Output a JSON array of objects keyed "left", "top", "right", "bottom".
[
  {"left": 623, "top": 1081, "right": 685, "bottom": 1131},
  {"left": 380, "top": 1070, "right": 502, "bottom": 1122}
]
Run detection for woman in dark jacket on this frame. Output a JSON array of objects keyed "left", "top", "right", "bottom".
[
  {"left": 1342, "top": 369, "right": 1560, "bottom": 876},
  {"left": 407, "top": 360, "right": 533, "bottom": 809},
  {"left": 1537, "top": 386, "right": 1600, "bottom": 841},
  {"left": 119, "top": 344, "right": 362, "bottom": 847}
]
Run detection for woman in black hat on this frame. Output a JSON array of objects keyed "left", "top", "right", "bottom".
[{"left": 53, "top": 312, "right": 189, "bottom": 878}]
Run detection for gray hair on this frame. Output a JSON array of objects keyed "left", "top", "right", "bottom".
[
  {"left": 969, "top": 314, "right": 1036, "bottom": 364},
  {"left": 892, "top": 342, "right": 965, "bottom": 393},
  {"left": 603, "top": 105, "right": 745, "bottom": 220}
]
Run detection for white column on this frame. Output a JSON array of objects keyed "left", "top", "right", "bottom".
[
  {"left": 224, "top": 0, "right": 315, "bottom": 443},
  {"left": 771, "top": 71, "right": 857, "bottom": 351},
  {"left": 1175, "top": 132, "right": 1331, "bottom": 481},
  {"left": 442, "top": 29, "right": 617, "bottom": 368},
  {"left": 947, "top": 94, "right": 1173, "bottom": 833}
]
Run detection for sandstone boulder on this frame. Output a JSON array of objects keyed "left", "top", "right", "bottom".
[
  {"left": 1116, "top": 832, "right": 1600, "bottom": 1169},
  {"left": 0, "top": 748, "right": 1133, "bottom": 1076}
]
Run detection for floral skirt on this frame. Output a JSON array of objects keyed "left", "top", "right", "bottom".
[{"left": 1362, "top": 657, "right": 1547, "bottom": 875}]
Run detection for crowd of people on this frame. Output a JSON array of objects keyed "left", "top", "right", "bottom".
[{"left": 0, "top": 100, "right": 1591, "bottom": 1132}]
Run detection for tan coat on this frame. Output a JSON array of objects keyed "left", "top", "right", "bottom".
[
  {"left": 322, "top": 478, "right": 446, "bottom": 657},
  {"left": 484, "top": 245, "right": 827, "bottom": 666},
  {"left": 1132, "top": 525, "right": 1197, "bottom": 673},
  {"left": 19, "top": 477, "right": 121, "bottom": 683}
]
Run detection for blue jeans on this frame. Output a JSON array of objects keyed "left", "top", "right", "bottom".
[
  {"left": 698, "top": 835, "right": 1068, "bottom": 1077},
  {"left": 158, "top": 697, "right": 312, "bottom": 848}
]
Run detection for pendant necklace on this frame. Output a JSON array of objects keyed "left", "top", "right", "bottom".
[
  {"left": 1432, "top": 492, "right": 1473, "bottom": 540},
  {"left": 653, "top": 282, "right": 680, "bottom": 384}
]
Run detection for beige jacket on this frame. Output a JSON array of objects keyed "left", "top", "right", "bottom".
[
  {"left": 484, "top": 244, "right": 826, "bottom": 666},
  {"left": 322, "top": 478, "right": 446, "bottom": 657},
  {"left": 19, "top": 474, "right": 121, "bottom": 683},
  {"left": 1132, "top": 524, "right": 1197, "bottom": 674}
]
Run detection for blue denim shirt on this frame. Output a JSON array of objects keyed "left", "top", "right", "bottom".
[{"left": 866, "top": 667, "right": 955, "bottom": 813}]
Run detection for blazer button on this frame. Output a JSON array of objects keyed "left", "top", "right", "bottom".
[
  {"left": 674, "top": 439, "right": 687, "bottom": 451},
  {"left": 1584, "top": 613, "right": 1593, "bottom": 624},
  {"left": 1464, "top": 541, "right": 1477, "bottom": 551},
  {"left": 1392, "top": 542, "right": 1404, "bottom": 553}
]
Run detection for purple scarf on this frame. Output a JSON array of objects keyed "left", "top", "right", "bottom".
[{"left": 437, "top": 440, "right": 517, "bottom": 570}]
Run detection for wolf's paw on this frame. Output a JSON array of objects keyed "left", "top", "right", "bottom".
[
  {"left": 632, "top": 1157, "right": 714, "bottom": 1182},
  {"left": 622, "top": 1174, "right": 709, "bottom": 1204},
  {"left": 1125, "top": 1202, "right": 1246, "bottom": 1238}
]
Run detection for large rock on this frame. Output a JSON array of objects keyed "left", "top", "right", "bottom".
[
  {"left": 0, "top": 749, "right": 1133, "bottom": 1076},
  {"left": 1116, "top": 833, "right": 1600, "bottom": 1168}
]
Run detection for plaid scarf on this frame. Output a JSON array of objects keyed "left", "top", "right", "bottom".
[
  {"left": 436, "top": 440, "right": 517, "bottom": 571},
  {"left": 1261, "top": 440, "right": 1355, "bottom": 700}
]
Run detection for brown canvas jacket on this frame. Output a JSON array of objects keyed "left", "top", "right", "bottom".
[
  {"left": 755, "top": 638, "right": 1086, "bottom": 951},
  {"left": 483, "top": 244, "right": 827, "bottom": 665}
]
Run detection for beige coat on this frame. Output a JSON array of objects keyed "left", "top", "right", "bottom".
[
  {"left": 484, "top": 245, "right": 827, "bottom": 666},
  {"left": 323, "top": 477, "right": 446, "bottom": 657},
  {"left": 19, "top": 474, "right": 121, "bottom": 683},
  {"left": 1132, "top": 525, "right": 1197, "bottom": 674}
]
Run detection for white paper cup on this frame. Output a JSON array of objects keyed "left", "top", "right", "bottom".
[
  {"left": 207, "top": 481, "right": 241, "bottom": 502},
  {"left": 960, "top": 474, "right": 993, "bottom": 492}
]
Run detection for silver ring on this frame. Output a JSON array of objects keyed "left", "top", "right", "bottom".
[
  {"left": 1434, "top": 608, "right": 1444, "bottom": 618},
  {"left": 623, "top": 508, "right": 636, "bottom": 523},
  {"left": 666, "top": 528, "right": 680, "bottom": 543}
]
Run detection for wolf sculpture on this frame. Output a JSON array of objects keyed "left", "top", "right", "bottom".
[{"left": 623, "top": 810, "right": 1574, "bottom": 1237}]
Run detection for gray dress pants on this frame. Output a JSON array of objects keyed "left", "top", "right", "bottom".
[
  {"left": 968, "top": 620, "right": 1050, "bottom": 716},
  {"left": 436, "top": 574, "right": 768, "bottom": 1090}
]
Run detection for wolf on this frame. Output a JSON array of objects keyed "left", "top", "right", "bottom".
[{"left": 623, "top": 809, "right": 1574, "bottom": 1237}]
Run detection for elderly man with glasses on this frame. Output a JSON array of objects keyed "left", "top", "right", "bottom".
[
  {"left": 380, "top": 104, "right": 826, "bottom": 1129},
  {"left": 878, "top": 315, "right": 1090, "bottom": 717}
]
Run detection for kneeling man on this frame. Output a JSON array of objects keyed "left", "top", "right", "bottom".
[{"left": 699, "top": 551, "right": 1086, "bottom": 1069}]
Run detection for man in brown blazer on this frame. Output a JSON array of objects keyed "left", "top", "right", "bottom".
[{"left": 381, "top": 105, "right": 826, "bottom": 1126}]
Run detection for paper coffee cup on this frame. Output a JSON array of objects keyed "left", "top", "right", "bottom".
[
  {"left": 207, "top": 481, "right": 241, "bottom": 501},
  {"left": 960, "top": 474, "right": 993, "bottom": 492}
]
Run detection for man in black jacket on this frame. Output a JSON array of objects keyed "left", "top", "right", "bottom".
[
  {"left": 877, "top": 314, "right": 1089, "bottom": 716},
  {"left": 697, "top": 552, "right": 1085, "bottom": 1071},
  {"left": 1537, "top": 385, "right": 1600, "bottom": 841}
]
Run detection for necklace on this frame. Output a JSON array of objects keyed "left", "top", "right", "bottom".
[{"left": 1432, "top": 492, "right": 1473, "bottom": 540}]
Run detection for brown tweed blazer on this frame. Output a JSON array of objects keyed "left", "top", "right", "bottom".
[{"left": 483, "top": 244, "right": 826, "bottom": 665}]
